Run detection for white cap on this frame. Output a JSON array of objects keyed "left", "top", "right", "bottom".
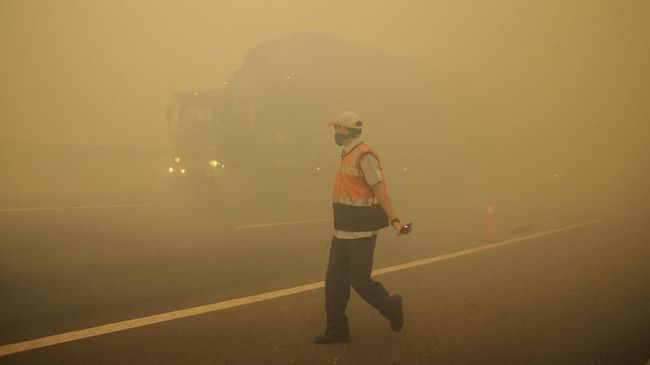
[{"left": 327, "top": 111, "right": 363, "bottom": 130}]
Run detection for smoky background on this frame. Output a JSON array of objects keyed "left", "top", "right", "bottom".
[{"left": 0, "top": 0, "right": 648, "bottom": 223}]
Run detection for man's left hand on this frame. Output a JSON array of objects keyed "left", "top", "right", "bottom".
[{"left": 393, "top": 221, "right": 412, "bottom": 236}]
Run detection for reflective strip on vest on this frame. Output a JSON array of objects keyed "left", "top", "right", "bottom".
[{"left": 333, "top": 196, "right": 379, "bottom": 207}]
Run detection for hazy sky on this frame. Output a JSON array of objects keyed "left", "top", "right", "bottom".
[{"left": 1, "top": 0, "right": 648, "bottom": 156}]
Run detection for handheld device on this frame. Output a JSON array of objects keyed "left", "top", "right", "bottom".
[{"left": 399, "top": 222, "right": 413, "bottom": 235}]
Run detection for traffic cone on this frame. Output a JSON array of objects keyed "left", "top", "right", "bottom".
[{"left": 483, "top": 192, "right": 497, "bottom": 241}]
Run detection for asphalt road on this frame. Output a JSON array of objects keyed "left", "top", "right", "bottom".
[{"left": 0, "top": 191, "right": 649, "bottom": 364}]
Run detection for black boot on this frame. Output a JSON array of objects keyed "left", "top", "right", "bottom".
[
  {"left": 312, "top": 325, "right": 350, "bottom": 344},
  {"left": 389, "top": 294, "right": 404, "bottom": 332},
  {"left": 380, "top": 294, "right": 404, "bottom": 332}
]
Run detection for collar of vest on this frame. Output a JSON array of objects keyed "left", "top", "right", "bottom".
[{"left": 341, "top": 141, "right": 365, "bottom": 158}]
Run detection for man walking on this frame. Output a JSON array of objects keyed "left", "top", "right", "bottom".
[{"left": 313, "top": 111, "right": 409, "bottom": 344}]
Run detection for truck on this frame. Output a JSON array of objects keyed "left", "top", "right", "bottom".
[
  {"left": 165, "top": 88, "right": 333, "bottom": 203},
  {"left": 164, "top": 32, "right": 444, "bottom": 205}
]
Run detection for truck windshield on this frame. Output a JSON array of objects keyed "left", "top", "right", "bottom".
[
  {"left": 175, "top": 104, "right": 223, "bottom": 157},
  {"left": 181, "top": 105, "right": 215, "bottom": 123}
]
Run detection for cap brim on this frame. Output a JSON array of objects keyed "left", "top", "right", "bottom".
[{"left": 326, "top": 120, "right": 338, "bottom": 127}]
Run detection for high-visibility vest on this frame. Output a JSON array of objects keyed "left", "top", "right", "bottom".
[{"left": 332, "top": 142, "right": 389, "bottom": 232}]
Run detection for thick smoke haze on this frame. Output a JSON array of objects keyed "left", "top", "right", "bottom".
[
  {"left": 0, "top": 0, "right": 648, "bottom": 206},
  {"left": 1, "top": 3, "right": 650, "bottom": 362},
  {"left": 2, "top": 1, "right": 648, "bottom": 148}
]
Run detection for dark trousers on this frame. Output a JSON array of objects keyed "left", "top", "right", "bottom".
[{"left": 325, "top": 235, "right": 395, "bottom": 329}]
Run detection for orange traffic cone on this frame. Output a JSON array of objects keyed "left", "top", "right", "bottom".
[{"left": 483, "top": 192, "right": 497, "bottom": 241}]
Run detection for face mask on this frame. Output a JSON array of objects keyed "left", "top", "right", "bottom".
[{"left": 334, "top": 132, "right": 348, "bottom": 146}]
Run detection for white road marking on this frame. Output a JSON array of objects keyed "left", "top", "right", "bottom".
[
  {"left": 234, "top": 218, "right": 331, "bottom": 229},
  {"left": 0, "top": 215, "right": 617, "bottom": 357},
  {"left": 0, "top": 203, "right": 181, "bottom": 212},
  {"left": 373, "top": 216, "right": 614, "bottom": 275}
]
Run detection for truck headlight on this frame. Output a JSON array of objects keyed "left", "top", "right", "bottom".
[
  {"left": 209, "top": 160, "right": 225, "bottom": 169},
  {"left": 180, "top": 168, "right": 186, "bottom": 175},
  {"left": 168, "top": 167, "right": 174, "bottom": 173}
]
